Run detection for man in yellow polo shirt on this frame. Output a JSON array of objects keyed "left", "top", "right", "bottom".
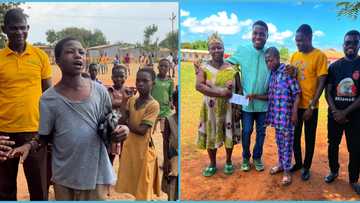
[
  {"left": 0, "top": 8, "right": 52, "bottom": 200},
  {"left": 289, "top": 24, "right": 328, "bottom": 181}
]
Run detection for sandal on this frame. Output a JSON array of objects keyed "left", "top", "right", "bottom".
[
  {"left": 223, "top": 163, "right": 234, "bottom": 175},
  {"left": 270, "top": 165, "right": 284, "bottom": 175},
  {"left": 202, "top": 166, "right": 217, "bottom": 177},
  {"left": 281, "top": 173, "right": 292, "bottom": 186}
]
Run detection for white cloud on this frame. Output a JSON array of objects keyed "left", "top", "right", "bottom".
[
  {"left": 313, "top": 4, "right": 322, "bottom": 9},
  {"left": 20, "top": 2, "right": 178, "bottom": 44},
  {"left": 314, "top": 30, "right": 325, "bottom": 38},
  {"left": 182, "top": 11, "right": 251, "bottom": 35},
  {"left": 242, "top": 22, "right": 293, "bottom": 45},
  {"left": 180, "top": 9, "right": 190, "bottom": 17}
]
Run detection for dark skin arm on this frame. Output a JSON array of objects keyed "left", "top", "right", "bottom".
[
  {"left": 0, "top": 136, "right": 15, "bottom": 162},
  {"left": 291, "top": 94, "right": 301, "bottom": 125},
  {"left": 303, "top": 75, "right": 327, "bottom": 120},
  {"left": 246, "top": 94, "right": 268, "bottom": 101},
  {"left": 41, "top": 78, "right": 52, "bottom": 92},
  {"left": 129, "top": 124, "right": 151, "bottom": 136},
  {"left": 326, "top": 82, "right": 358, "bottom": 124},
  {"left": 233, "top": 72, "right": 243, "bottom": 120},
  {"left": 194, "top": 62, "right": 232, "bottom": 98},
  {"left": 9, "top": 135, "right": 48, "bottom": 163},
  {"left": 162, "top": 119, "right": 171, "bottom": 176}
]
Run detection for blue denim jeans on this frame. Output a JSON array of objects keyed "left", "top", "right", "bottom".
[{"left": 241, "top": 111, "right": 266, "bottom": 160}]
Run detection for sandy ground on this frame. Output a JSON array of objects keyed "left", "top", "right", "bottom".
[{"left": 16, "top": 62, "right": 177, "bottom": 200}]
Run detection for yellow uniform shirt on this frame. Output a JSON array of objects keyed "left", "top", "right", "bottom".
[
  {"left": 290, "top": 48, "right": 328, "bottom": 109},
  {"left": 0, "top": 43, "right": 52, "bottom": 132}
]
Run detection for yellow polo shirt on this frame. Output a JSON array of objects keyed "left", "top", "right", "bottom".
[
  {"left": 289, "top": 48, "right": 328, "bottom": 109},
  {"left": 0, "top": 43, "right": 52, "bottom": 133}
]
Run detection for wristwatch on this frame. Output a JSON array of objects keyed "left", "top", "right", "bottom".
[{"left": 309, "top": 100, "right": 316, "bottom": 110}]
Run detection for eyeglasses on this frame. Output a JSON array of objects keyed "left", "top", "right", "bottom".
[{"left": 344, "top": 40, "right": 359, "bottom": 46}]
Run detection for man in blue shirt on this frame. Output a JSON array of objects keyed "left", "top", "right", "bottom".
[{"left": 227, "top": 20, "right": 270, "bottom": 172}]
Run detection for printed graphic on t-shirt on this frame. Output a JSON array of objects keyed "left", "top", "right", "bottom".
[
  {"left": 353, "top": 70, "right": 360, "bottom": 80},
  {"left": 336, "top": 77, "right": 357, "bottom": 102},
  {"left": 294, "top": 60, "right": 307, "bottom": 80}
]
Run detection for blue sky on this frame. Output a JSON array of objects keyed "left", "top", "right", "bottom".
[
  {"left": 20, "top": 2, "right": 178, "bottom": 44},
  {"left": 180, "top": 0, "right": 360, "bottom": 52}
]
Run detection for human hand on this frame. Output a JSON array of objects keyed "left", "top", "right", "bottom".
[
  {"left": 333, "top": 110, "right": 348, "bottom": 124},
  {"left": 302, "top": 108, "right": 313, "bottom": 121},
  {"left": 225, "top": 80, "right": 233, "bottom": 90},
  {"left": 246, "top": 94, "right": 257, "bottom": 101},
  {"left": 285, "top": 64, "right": 297, "bottom": 77},
  {"left": 9, "top": 143, "right": 32, "bottom": 163},
  {"left": 112, "top": 125, "right": 129, "bottom": 143},
  {"left": 205, "top": 80, "right": 214, "bottom": 88},
  {"left": 291, "top": 111, "right": 298, "bottom": 125},
  {"left": 193, "top": 60, "right": 202, "bottom": 75},
  {"left": 221, "top": 88, "right": 232, "bottom": 99},
  {"left": 0, "top": 136, "right": 15, "bottom": 162}
]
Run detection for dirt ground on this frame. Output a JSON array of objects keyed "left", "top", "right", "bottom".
[
  {"left": 16, "top": 62, "right": 177, "bottom": 200},
  {"left": 180, "top": 63, "right": 360, "bottom": 201}
]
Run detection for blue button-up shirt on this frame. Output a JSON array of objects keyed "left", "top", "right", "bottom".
[{"left": 226, "top": 45, "right": 270, "bottom": 112}]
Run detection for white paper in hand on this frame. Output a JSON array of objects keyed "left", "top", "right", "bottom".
[{"left": 229, "top": 94, "right": 249, "bottom": 106}]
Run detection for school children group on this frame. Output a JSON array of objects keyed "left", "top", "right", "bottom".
[
  {"left": 0, "top": 9, "right": 178, "bottom": 201},
  {"left": 195, "top": 21, "right": 360, "bottom": 195}
]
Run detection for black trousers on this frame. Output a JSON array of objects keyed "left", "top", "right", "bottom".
[
  {"left": 328, "top": 110, "right": 360, "bottom": 183},
  {"left": 293, "top": 108, "right": 319, "bottom": 170},
  {"left": 0, "top": 132, "right": 48, "bottom": 200}
]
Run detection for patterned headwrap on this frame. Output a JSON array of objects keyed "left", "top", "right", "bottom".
[{"left": 207, "top": 32, "right": 223, "bottom": 46}]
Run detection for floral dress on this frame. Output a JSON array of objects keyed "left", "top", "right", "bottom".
[{"left": 197, "top": 63, "right": 241, "bottom": 149}]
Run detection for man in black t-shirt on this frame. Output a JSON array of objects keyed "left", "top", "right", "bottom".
[{"left": 325, "top": 30, "right": 360, "bottom": 195}]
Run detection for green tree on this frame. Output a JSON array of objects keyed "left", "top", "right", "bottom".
[
  {"left": 45, "top": 29, "right": 57, "bottom": 44},
  {"left": 159, "top": 30, "right": 178, "bottom": 53},
  {"left": 45, "top": 27, "right": 108, "bottom": 48},
  {"left": 181, "top": 42, "right": 192, "bottom": 49},
  {"left": 143, "top": 24, "right": 158, "bottom": 53},
  {"left": 33, "top": 42, "right": 47, "bottom": 46},
  {"left": 0, "top": 2, "right": 23, "bottom": 48},
  {"left": 192, "top": 40, "right": 208, "bottom": 50},
  {"left": 279, "top": 46, "right": 290, "bottom": 62},
  {"left": 337, "top": 1, "right": 360, "bottom": 19}
]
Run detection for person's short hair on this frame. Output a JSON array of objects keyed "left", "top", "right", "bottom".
[
  {"left": 4, "top": 8, "right": 27, "bottom": 26},
  {"left": 81, "top": 72, "right": 90, "bottom": 78},
  {"left": 345, "top": 30, "right": 360, "bottom": 39},
  {"left": 112, "top": 64, "right": 127, "bottom": 75},
  {"left": 265, "top": 47, "right": 280, "bottom": 59},
  {"left": 253, "top": 20, "right": 268, "bottom": 32},
  {"left": 296, "top": 24, "right": 313, "bottom": 37},
  {"left": 88, "top": 63, "right": 98, "bottom": 70},
  {"left": 54, "top": 37, "right": 79, "bottom": 61},
  {"left": 159, "top": 58, "right": 171, "bottom": 65},
  {"left": 137, "top": 67, "right": 156, "bottom": 81}
]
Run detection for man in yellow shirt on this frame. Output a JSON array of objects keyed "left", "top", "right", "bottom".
[
  {"left": 289, "top": 24, "right": 328, "bottom": 181},
  {"left": 0, "top": 8, "right": 52, "bottom": 200}
]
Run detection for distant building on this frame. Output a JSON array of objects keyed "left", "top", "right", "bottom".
[
  {"left": 322, "top": 48, "right": 344, "bottom": 64},
  {"left": 181, "top": 49, "right": 231, "bottom": 62},
  {"left": 87, "top": 44, "right": 171, "bottom": 64},
  {"left": 35, "top": 45, "right": 55, "bottom": 64}
]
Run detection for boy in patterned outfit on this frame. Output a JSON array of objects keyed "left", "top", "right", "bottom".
[{"left": 247, "top": 47, "right": 300, "bottom": 185}]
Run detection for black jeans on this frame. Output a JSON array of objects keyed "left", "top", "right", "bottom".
[
  {"left": 328, "top": 110, "right": 360, "bottom": 183},
  {"left": 293, "top": 108, "right": 319, "bottom": 170},
  {"left": 0, "top": 132, "right": 48, "bottom": 200}
]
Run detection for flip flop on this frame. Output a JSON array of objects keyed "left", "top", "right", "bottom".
[
  {"left": 202, "top": 166, "right": 217, "bottom": 177},
  {"left": 281, "top": 173, "right": 292, "bottom": 186},
  {"left": 223, "top": 163, "right": 234, "bottom": 175},
  {"left": 270, "top": 165, "right": 284, "bottom": 175}
]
